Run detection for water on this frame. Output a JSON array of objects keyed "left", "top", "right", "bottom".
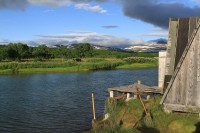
[{"left": 0, "top": 68, "right": 158, "bottom": 133}]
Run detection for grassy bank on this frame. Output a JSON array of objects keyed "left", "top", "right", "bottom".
[
  {"left": 116, "top": 62, "right": 157, "bottom": 69},
  {"left": 90, "top": 97, "right": 200, "bottom": 133},
  {"left": 0, "top": 57, "right": 158, "bottom": 74}
]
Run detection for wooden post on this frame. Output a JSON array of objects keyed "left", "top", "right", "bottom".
[
  {"left": 147, "top": 93, "right": 151, "bottom": 100},
  {"left": 92, "top": 93, "right": 96, "bottom": 120},
  {"left": 110, "top": 91, "right": 114, "bottom": 98},
  {"left": 126, "top": 92, "right": 130, "bottom": 101},
  {"left": 136, "top": 85, "right": 148, "bottom": 115},
  {"left": 138, "top": 80, "right": 141, "bottom": 85}
]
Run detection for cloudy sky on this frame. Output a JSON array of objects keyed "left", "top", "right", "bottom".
[{"left": 0, "top": 0, "right": 200, "bottom": 46}]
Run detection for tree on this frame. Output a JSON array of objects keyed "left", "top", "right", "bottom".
[
  {"left": 60, "top": 46, "right": 72, "bottom": 59},
  {"left": 0, "top": 46, "right": 7, "bottom": 61},
  {"left": 75, "top": 43, "right": 93, "bottom": 58},
  {"left": 5, "top": 43, "right": 31, "bottom": 61},
  {"left": 16, "top": 43, "right": 30, "bottom": 59},
  {"left": 6, "top": 44, "right": 19, "bottom": 61},
  {"left": 33, "top": 44, "right": 51, "bottom": 61}
]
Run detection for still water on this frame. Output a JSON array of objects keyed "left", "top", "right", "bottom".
[{"left": 0, "top": 68, "right": 158, "bottom": 133}]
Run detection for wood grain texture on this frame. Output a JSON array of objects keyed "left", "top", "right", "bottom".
[{"left": 162, "top": 17, "right": 200, "bottom": 112}]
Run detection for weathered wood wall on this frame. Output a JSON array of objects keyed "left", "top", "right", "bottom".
[
  {"left": 162, "top": 17, "right": 200, "bottom": 112},
  {"left": 159, "top": 51, "right": 167, "bottom": 91},
  {"left": 163, "top": 19, "right": 178, "bottom": 91}
]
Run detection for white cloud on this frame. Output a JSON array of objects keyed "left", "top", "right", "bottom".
[
  {"left": 1, "top": 31, "right": 167, "bottom": 48},
  {"left": 33, "top": 31, "right": 132, "bottom": 47},
  {"left": 131, "top": 40, "right": 146, "bottom": 45},
  {"left": 75, "top": 3, "right": 107, "bottom": 13},
  {"left": 0, "top": 39, "right": 9, "bottom": 45},
  {"left": 0, "top": 0, "right": 108, "bottom": 14}
]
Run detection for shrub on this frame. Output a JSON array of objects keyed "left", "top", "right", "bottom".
[{"left": 123, "top": 57, "right": 157, "bottom": 64}]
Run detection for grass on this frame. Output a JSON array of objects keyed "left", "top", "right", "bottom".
[
  {"left": 0, "top": 58, "right": 158, "bottom": 74},
  {"left": 92, "top": 96, "right": 200, "bottom": 133},
  {"left": 94, "top": 128, "right": 141, "bottom": 133},
  {"left": 116, "top": 62, "right": 158, "bottom": 69}
]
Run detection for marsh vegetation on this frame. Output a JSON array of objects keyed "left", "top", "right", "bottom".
[{"left": 0, "top": 43, "right": 158, "bottom": 74}]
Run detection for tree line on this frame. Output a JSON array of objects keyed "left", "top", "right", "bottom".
[{"left": 0, "top": 43, "right": 93, "bottom": 61}]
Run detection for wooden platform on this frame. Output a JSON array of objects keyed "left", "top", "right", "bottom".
[
  {"left": 108, "top": 84, "right": 161, "bottom": 94},
  {"left": 108, "top": 81, "right": 161, "bottom": 101}
]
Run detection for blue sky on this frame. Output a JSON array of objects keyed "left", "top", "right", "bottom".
[{"left": 0, "top": 0, "right": 200, "bottom": 47}]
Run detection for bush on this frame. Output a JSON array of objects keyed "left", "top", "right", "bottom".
[
  {"left": 123, "top": 57, "right": 157, "bottom": 63},
  {"left": 89, "top": 62, "right": 122, "bottom": 70}
]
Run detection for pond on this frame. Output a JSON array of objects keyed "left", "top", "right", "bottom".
[{"left": 0, "top": 68, "right": 158, "bottom": 133}]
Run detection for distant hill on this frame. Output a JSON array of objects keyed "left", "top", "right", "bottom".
[
  {"left": 65, "top": 43, "right": 128, "bottom": 52},
  {"left": 4, "top": 38, "right": 168, "bottom": 53},
  {"left": 124, "top": 38, "right": 167, "bottom": 52}
]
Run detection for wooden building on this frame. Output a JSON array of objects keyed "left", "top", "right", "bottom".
[{"left": 160, "top": 17, "right": 200, "bottom": 113}]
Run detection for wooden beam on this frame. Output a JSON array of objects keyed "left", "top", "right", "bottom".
[{"left": 164, "top": 103, "right": 200, "bottom": 113}]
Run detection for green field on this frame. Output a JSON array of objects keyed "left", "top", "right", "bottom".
[{"left": 0, "top": 57, "right": 158, "bottom": 74}]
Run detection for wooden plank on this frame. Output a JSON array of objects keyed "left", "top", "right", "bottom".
[
  {"left": 166, "top": 83, "right": 174, "bottom": 104},
  {"left": 171, "top": 75, "right": 177, "bottom": 104},
  {"left": 174, "top": 18, "right": 189, "bottom": 70},
  {"left": 180, "top": 52, "right": 187, "bottom": 105},
  {"left": 191, "top": 34, "right": 198, "bottom": 106},
  {"left": 196, "top": 30, "right": 200, "bottom": 107},
  {"left": 159, "top": 51, "right": 167, "bottom": 89},
  {"left": 186, "top": 43, "right": 193, "bottom": 106},
  {"left": 189, "top": 17, "right": 197, "bottom": 41},
  {"left": 175, "top": 72, "right": 181, "bottom": 104},
  {"left": 164, "top": 103, "right": 200, "bottom": 113},
  {"left": 166, "top": 19, "right": 179, "bottom": 76}
]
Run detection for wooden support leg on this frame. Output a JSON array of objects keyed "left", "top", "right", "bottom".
[
  {"left": 147, "top": 94, "right": 151, "bottom": 100},
  {"left": 126, "top": 93, "right": 130, "bottom": 101},
  {"left": 110, "top": 91, "right": 114, "bottom": 98}
]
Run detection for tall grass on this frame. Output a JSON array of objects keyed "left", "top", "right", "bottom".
[
  {"left": 0, "top": 60, "right": 77, "bottom": 70},
  {"left": 123, "top": 57, "right": 157, "bottom": 63},
  {"left": 0, "top": 57, "right": 158, "bottom": 74},
  {"left": 89, "top": 62, "right": 123, "bottom": 70}
]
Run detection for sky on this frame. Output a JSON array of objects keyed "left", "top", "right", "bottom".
[{"left": 0, "top": 0, "right": 200, "bottom": 47}]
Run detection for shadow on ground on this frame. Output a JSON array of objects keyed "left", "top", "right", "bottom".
[{"left": 193, "top": 122, "right": 200, "bottom": 133}]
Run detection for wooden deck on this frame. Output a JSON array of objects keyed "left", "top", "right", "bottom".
[
  {"left": 108, "top": 81, "right": 162, "bottom": 101},
  {"left": 108, "top": 84, "right": 161, "bottom": 94}
]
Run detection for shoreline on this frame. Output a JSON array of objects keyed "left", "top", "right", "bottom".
[{"left": 0, "top": 63, "right": 157, "bottom": 75}]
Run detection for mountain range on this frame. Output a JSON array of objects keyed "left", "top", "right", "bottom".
[
  {"left": 57, "top": 38, "right": 168, "bottom": 52},
  {"left": 1, "top": 38, "right": 167, "bottom": 53}
]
